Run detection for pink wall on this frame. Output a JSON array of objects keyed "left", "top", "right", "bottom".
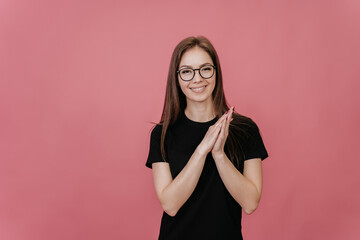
[{"left": 1, "top": 0, "right": 359, "bottom": 239}]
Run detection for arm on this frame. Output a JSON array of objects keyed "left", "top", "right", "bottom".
[
  {"left": 213, "top": 155, "right": 263, "bottom": 215},
  {"left": 151, "top": 113, "right": 229, "bottom": 217},
  {"left": 152, "top": 147, "right": 207, "bottom": 217},
  {"left": 211, "top": 107, "right": 263, "bottom": 214}
]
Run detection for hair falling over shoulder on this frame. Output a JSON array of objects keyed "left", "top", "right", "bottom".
[{"left": 150, "top": 35, "right": 255, "bottom": 169}]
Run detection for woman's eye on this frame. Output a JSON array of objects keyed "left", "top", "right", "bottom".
[
  {"left": 202, "top": 67, "right": 211, "bottom": 71},
  {"left": 182, "top": 70, "right": 191, "bottom": 74}
]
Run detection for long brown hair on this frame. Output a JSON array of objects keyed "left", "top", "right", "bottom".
[{"left": 151, "top": 35, "right": 254, "bottom": 169}]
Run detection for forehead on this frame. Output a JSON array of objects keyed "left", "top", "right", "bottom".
[{"left": 179, "top": 47, "right": 213, "bottom": 68}]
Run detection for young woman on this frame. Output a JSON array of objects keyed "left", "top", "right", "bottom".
[{"left": 145, "top": 36, "right": 269, "bottom": 240}]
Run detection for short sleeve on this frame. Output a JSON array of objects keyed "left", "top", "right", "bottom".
[
  {"left": 243, "top": 120, "right": 269, "bottom": 161},
  {"left": 145, "top": 124, "right": 167, "bottom": 169}
]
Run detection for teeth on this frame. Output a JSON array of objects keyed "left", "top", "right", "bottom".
[
  {"left": 192, "top": 87, "right": 204, "bottom": 90},
  {"left": 190, "top": 86, "right": 206, "bottom": 93}
]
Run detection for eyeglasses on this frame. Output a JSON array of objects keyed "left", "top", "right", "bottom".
[{"left": 177, "top": 64, "right": 216, "bottom": 81}]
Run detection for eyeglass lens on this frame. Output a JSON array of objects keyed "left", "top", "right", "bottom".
[{"left": 179, "top": 65, "right": 215, "bottom": 81}]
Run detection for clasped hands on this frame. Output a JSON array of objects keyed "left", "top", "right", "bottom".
[{"left": 198, "top": 106, "right": 234, "bottom": 159}]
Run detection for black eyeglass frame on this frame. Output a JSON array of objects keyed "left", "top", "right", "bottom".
[{"left": 177, "top": 64, "right": 217, "bottom": 81}]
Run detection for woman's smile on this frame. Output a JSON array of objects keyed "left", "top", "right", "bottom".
[{"left": 190, "top": 85, "right": 207, "bottom": 93}]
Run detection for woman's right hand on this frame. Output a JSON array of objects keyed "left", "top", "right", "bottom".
[{"left": 197, "top": 112, "right": 229, "bottom": 156}]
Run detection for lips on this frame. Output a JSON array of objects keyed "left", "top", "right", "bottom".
[
  {"left": 190, "top": 85, "right": 207, "bottom": 90},
  {"left": 190, "top": 85, "right": 207, "bottom": 93}
]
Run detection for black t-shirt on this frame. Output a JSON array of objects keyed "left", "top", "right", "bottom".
[{"left": 145, "top": 110, "right": 268, "bottom": 240}]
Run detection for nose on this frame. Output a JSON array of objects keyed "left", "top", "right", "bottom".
[{"left": 192, "top": 69, "right": 203, "bottom": 83}]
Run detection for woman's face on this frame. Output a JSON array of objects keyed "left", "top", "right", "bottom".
[{"left": 177, "top": 46, "right": 216, "bottom": 105}]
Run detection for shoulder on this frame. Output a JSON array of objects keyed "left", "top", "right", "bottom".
[
  {"left": 231, "top": 113, "right": 258, "bottom": 133},
  {"left": 230, "top": 114, "right": 266, "bottom": 149},
  {"left": 153, "top": 123, "right": 163, "bottom": 132},
  {"left": 149, "top": 123, "right": 163, "bottom": 138}
]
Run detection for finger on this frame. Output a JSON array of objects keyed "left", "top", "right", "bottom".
[
  {"left": 213, "top": 121, "right": 224, "bottom": 146},
  {"left": 224, "top": 108, "right": 233, "bottom": 133},
  {"left": 220, "top": 117, "right": 226, "bottom": 136},
  {"left": 228, "top": 107, "right": 234, "bottom": 119},
  {"left": 214, "top": 119, "right": 222, "bottom": 128},
  {"left": 216, "top": 118, "right": 226, "bottom": 143},
  {"left": 214, "top": 122, "right": 222, "bottom": 131},
  {"left": 212, "top": 109, "right": 232, "bottom": 130},
  {"left": 227, "top": 107, "right": 234, "bottom": 123},
  {"left": 217, "top": 114, "right": 227, "bottom": 124},
  {"left": 225, "top": 113, "right": 230, "bottom": 134},
  {"left": 213, "top": 118, "right": 225, "bottom": 134},
  {"left": 229, "top": 106, "right": 234, "bottom": 117},
  {"left": 211, "top": 121, "right": 224, "bottom": 143},
  {"left": 214, "top": 114, "right": 227, "bottom": 128},
  {"left": 213, "top": 113, "right": 229, "bottom": 143}
]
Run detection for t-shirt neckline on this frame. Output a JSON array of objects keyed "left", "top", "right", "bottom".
[{"left": 180, "top": 110, "right": 218, "bottom": 128}]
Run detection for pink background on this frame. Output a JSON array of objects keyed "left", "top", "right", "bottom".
[{"left": 1, "top": 0, "right": 360, "bottom": 239}]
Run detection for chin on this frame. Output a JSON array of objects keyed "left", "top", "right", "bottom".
[{"left": 186, "top": 95, "right": 212, "bottom": 103}]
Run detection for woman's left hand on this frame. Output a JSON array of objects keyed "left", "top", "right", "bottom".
[{"left": 211, "top": 106, "right": 234, "bottom": 159}]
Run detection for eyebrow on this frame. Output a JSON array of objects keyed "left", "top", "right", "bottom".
[{"left": 179, "top": 62, "right": 212, "bottom": 69}]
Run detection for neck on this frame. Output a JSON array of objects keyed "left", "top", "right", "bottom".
[{"left": 184, "top": 100, "right": 216, "bottom": 122}]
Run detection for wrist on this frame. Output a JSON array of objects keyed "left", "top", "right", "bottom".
[
  {"left": 212, "top": 151, "right": 226, "bottom": 161},
  {"left": 196, "top": 145, "right": 209, "bottom": 158}
]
